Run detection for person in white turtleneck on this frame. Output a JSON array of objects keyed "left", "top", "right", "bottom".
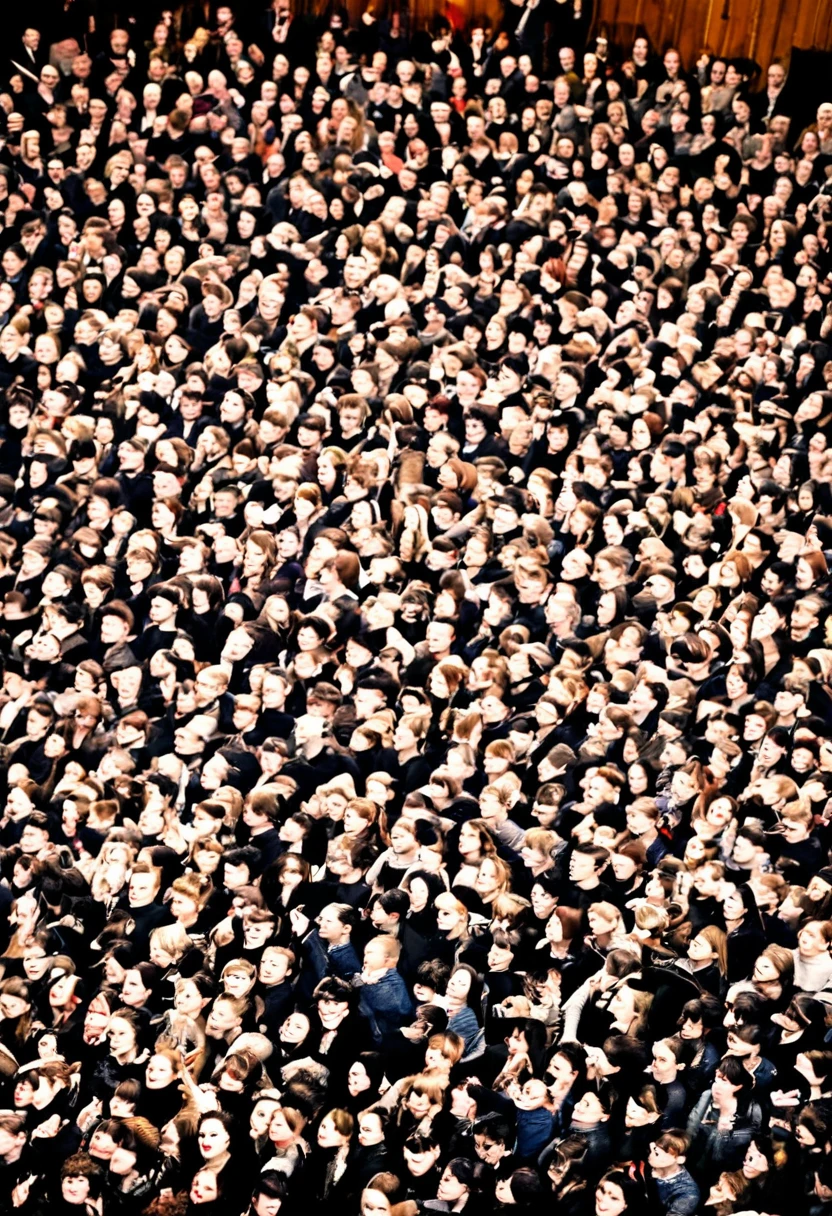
[{"left": 792, "top": 919, "right": 832, "bottom": 993}]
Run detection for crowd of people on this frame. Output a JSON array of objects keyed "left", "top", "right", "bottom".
[{"left": 0, "top": 2, "right": 830, "bottom": 1216}]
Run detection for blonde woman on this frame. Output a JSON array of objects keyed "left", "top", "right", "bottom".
[
  {"left": 632, "top": 905, "right": 671, "bottom": 956},
  {"left": 679, "top": 925, "right": 728, "bottom": 997},
  {"left": 169, "top": 873, "right": 213, "bottom": 933},
  {"left": 432, "top": 892, "right": 475, "bottom": 971},
  {"left": 398, "top": 503, "right": 431, "bottom": 564},
  {"left": 149, "top": 924, "right": 193, "bottom": 974},
  {"left": 90, "top": 840, "right": 136, "bottom": 909},
  {"left": 294, "top": 483, "right": 327, "bottom": 549},
  {"left": 586, "top": 902, "right": 630, "bottom": 955},
  {"left": 608, "top": 982, "right": 653, "bottom": 1039},
  {"left": 423, "top": 1031, "right": 464, "bottom": 1077},
  {"left": 213, "top": 785, "right": 244, "bottom": 830},
  {"left": 315, "top": 775, "right": 358, "bottom": 824},
  {"left": 19, "top": 131, "right": 43, "bottom": 178},
  {"left": 340, "top": 796, "right": 378, "bottom": 845}
]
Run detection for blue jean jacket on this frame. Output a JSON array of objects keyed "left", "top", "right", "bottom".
[
  {"left": 357, "top": 968, "right": 414, "bottom": 1043},
  {"left": 652, "top": 1168, "right": 701, "bottom": 1216}
]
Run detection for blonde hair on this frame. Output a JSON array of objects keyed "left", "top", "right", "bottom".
[
  {"left": 630, "top": 988, "right": 653, "bottom": 1036},
  {"left": 477, "top": 855, "right": 512, "bottom": 897},
  {"left": 221, "top": 958, "right": 257, "bottom": 981},
  {"left": 433, "top": 892, "right": 469, "bottom": 939},
  {"left": 450, "top": 709, "right": 483, "bottom": 743},
  {"left": 401, "top": 1072, "right": 448, "bottom": 1109},
  {"left": 493, "top": 772, "right": 522, "bottom": 797},
  {"left": 344, "top": 798, "right": 377, "bottom": 829},
  {"left": 372, "top": 935, "right": 401, "bottom": 964},
  {"left": 634, "top": 905, "right": 669, "bottom": 934},
  {"left": 696, "top": 924, "right": 728, "bottom": 976},
  {"left": 589, "top": 901, "right": 622, "bottom": 928},
  {"left": 214, "top": 785, "right": 244, "bottom": 826},
  {"left": 490, "top": 892, "right": 531, "bottom": 926},
  {"left": 480, "top": 784, "right": 513, "bottom": 810},
  {"left": 323, "top": 1108, "right": 354, "bottom": 1137},
  {"left": 756, "top": 943, "right": 794, "bottom": 983},
  {"left": 426, "top": 1032, "right": 464, "bottom": 1067},
  {"left": 523, "top": 828, "right": 557, "bottom": 855},
  {"left": 171, "top": 872, "right": 213, "bottom": 908},
  {"left": 149, "top": 923, "right": 191, "bottom": 962}
]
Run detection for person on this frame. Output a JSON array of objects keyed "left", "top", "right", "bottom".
[
  {"left": 0, "top": 14, "right": 827, "bottom": 1216},
  {"left": 355, "top": 935, "right": 414, "bottom": 1044},
  {"left": 646, "top": 1132, "right": 701, "bottom": 1215},
  {"left": 247, "top": 1172, "right": 288, "bottom": 1216},
  {"left": 686, "top": 1057, "right": 764, "bottom": 1183}
]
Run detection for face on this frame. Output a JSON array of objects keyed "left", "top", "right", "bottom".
[
  {"left": 0, "top": 991, "right": 28, "bottom": 1020},
  {"left": 62, "top": 1175, "right": 91, "bottom": 1204},
  {"left": 609, "top": 984, "right": 637, "bottom": 1029},
  {"left": 199, "top": 1118, "right": 231, "bottom": 1161},
  {"left": 596, "top": 1180, "right": 627, "bottom": 1216},
  {"left": 688, "top": 933, "right": 717, "bottom": 963},
  {"left": 573, "top": 1091, "right": 606, "bottom": 1125},
  {"left": 722, "top": 888, "right": 745, "bottom": 920},
  {"left": 224, "top": 968, "right": 253, "bottom": 998},
  {"left": 146, "top": 1054, "right": 176, "bottom": 1089},
  {"left": 531, "top": 883, "right": 558, "bottom": 920},
  {"left": 108, "top": 1016, "right": 136, "bottom": 1058},
  {"left": 475, "top": 858, "right": 502, "bottom": 897},
  {"left": 436, "top": 901, "right": 462, "bottom": 934},
  {"left": 706, "top": 798, "right": 734, "bottom": 828},
  {"left": 251, "top": 1099, "right": 280, "bottom": 1141},
  {"left": 362, "top": 1191, "right": 390, "bottom": 1216},
  {"left": 346, "top": 1109, "right": 382, "bottom": 1153},
  {"left": 446, "top": 968, "right": 473, "bottom": 1003},
  {"left": 260, "top": 949, "right": 290, "bottom": 986},
  {"left": 120, "top": 969, "right": 151, "bottom": 1009},
  {"left": 569, "top": 851, "right": 597, "bottom": 883},
  {"left": 437, "top": 1168, "right": 467, "bottom": 1203},
  {"left": 190, "top": 1171, "right": 219, "bottom": 1204},
  {"left": 743, "top": 1142, "right": 768, "bottom": 1179},
  {"left": 648, "top": 1142, "right": 678, "bottom": 1171},
  {"left": 279, "top": 1013, "right": 309, "bottom": 1044},
  {"left": 175, "top": 980, "right": 208, "bottom": 1018},
  {"left": 13, "top": 1077, "right": 34, "bottom": 1107},
  {"left": 253, "top": 1190, "right": 283, "bottom": 1216},
  {"left": 171, "top": 891, "right": 199, "bottom": 922},
  {"left": 799, "top": 922, "right": 828, "bottom": 956},
  {"left": 317, "top": 1116, "right": 345, "bottom": 1148},
  {"left": 390, "top": 822, "right": 415, "bottom": 855}
]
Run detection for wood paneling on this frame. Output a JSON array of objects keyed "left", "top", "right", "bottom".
[
  {"left": 593, "top": 0, "right": 832, "bottom": 71},
  {"left": 310, "top": 0, "right": 832, "bottom": 74}
]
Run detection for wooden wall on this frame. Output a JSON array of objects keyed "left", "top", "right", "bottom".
[
  {"left": 331, "top": 0, "right": 832, "bottom": 73},
  {"left": 593, "top": 0, "right": 832, "bottom": 72}
]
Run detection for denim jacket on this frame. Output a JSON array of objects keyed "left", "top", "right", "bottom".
[
  {"left": 652, "top": 1168, "right": 701, "bottom": 1216},
  {"left": 356, "top": 968, "right": 414, "bottom": 1043},
  {"left": 686, "top": 1092, "right": 763, "bottom": 1178},
  {"left": 298, "top": 930, "right": 361, "bottom": 1000}
]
